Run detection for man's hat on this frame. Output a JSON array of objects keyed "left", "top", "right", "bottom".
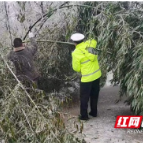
[{"left": 70, "top": 33, "right": 85, "bottom": 41}]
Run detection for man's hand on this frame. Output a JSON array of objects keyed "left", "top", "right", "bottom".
[{"left": 29, "top": 32, "right": 34, "bottom": 38}]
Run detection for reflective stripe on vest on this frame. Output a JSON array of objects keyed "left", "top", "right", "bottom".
[
  {"left": 81, "top": 60, "right": 90, "bottom": 64},
  {"left": 82, "top": 69, "right": 100, "bottom": 77}
]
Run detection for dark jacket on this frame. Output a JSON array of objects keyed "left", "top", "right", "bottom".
[{"left": 8, "top": 38, "right": 39, "bottom": 82}]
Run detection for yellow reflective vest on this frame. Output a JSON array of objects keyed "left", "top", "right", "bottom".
[{"left": 72, "top": 39, "right": 101, "bottom": 82}]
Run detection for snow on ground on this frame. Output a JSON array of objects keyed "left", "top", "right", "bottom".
[{"left": 63, "top": 76, "right": 143, "bottom": 143}]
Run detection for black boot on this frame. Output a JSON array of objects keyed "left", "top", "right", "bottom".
[
  {"left": 78, "top": 115, "right": 89, "bottom": 121},
  {"left": 89, "top": 112, "right": 97, "bottom": 117}
]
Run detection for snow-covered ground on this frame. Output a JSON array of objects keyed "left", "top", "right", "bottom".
[{"left": 62, "top": 74, "right": 143, "bottom": 143}]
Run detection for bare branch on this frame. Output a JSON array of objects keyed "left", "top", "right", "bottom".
[{"left": 4, "top": 2, "right": 13, "bottom": 47}]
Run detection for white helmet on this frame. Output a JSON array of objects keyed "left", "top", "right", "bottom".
[{"left": 70, "top": 33, "right": 85, "bottom": 41}]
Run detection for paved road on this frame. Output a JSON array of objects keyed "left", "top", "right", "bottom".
[{"left": 64, "top": 86, "right": 143, "bottom": 143}]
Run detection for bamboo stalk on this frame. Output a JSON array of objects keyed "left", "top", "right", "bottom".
[
  {"left": 22, "top": 109, "right": 34, "bottom": 133},
  {"left": 0, "top": 53, "right": 45, "bottom": 119},
  {"left": 4, "top": 2, "right": 13, "bottom": 47},
  {"left": 23, "top": 39, "right": 112, "bottom": 54},
  {"left": 23, "top": 2, "right": 69, "bottom": 40},
  {"left": 23, "top": 3, "right": 101, "bottom": 40},
  {"left": 23, "top": 40, "right": 75, "bottom": 45}
]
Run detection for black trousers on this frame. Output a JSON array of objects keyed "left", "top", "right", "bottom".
[{"left": 80, "top": 78, "right": 100, "bottom": 118}]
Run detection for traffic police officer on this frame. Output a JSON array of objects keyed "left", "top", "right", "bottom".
[{"left": 71, "top": 33, "right": 102, "bottom": 120}]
